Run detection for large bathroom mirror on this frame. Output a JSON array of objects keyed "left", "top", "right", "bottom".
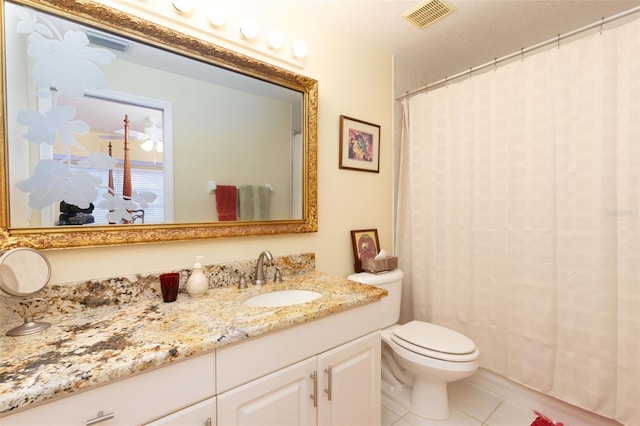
[{"left": 0, "top": 0, "right": 318, "bottom": 249}]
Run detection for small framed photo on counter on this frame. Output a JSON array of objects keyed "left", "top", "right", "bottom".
[{"left": 339, "top": 115, "right": 380, "bottom": 173}]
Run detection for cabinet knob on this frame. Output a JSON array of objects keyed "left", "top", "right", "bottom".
[
  {"left": 86, "top": 410, "right": 115, "bottom": 426},
  {"left": 204, "top": 418, "right": 212, "bottom": 426}
]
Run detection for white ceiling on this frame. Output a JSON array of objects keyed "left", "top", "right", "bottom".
[{"left": 302, "top": 0, "right": 640, "bottom": 86}]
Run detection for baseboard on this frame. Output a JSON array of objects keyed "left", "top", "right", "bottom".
[{"left": 466, "top": 368, "right": 622, "bottom": 426}]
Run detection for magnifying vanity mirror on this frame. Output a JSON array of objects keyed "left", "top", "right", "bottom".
[
  {"left": 0, "top": 0, "right": 318, "bottom": 250},
  {"left": 0, "top": 247, "right": 52, "bottom": 336}
]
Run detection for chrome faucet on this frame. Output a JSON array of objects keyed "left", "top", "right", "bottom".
[{"left": 254, "top": 250, "right": 273, "bottom": 286}]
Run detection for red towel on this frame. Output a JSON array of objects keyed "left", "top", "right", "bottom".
[
  {"left": 531, "top": 412, "right": 564, "bottom": 426},
  {"left": 216, "top": 185, "right": 237, "bottom": 221}
]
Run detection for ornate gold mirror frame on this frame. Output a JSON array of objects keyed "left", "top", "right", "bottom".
[{"left": 0, "top": 0, "right": 318, "bottom": 250}]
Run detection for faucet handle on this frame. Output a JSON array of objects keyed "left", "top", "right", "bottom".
[
  {"left": 238, "top": 273, "right": 248, "bottom": 289},
  {"left": 274, "top": 267, "right": 282, "bottom": 283}
]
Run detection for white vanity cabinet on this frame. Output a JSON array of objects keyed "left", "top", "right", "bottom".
[
  {"left": 216, "top": 302, "right": 381, "bottom": 426},
  {"left": 1, "top": 352, "right": 216, "bottom": 426}
]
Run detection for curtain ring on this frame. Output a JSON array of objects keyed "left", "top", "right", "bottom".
[
  {"left": 521, "top": 48, "right": 525, "bottom": 62},
  {"left": 600, "top": 17, "right": 604, "bottom": 35},
  {"left": 494, "top": 57, "right": 498, "bottom": 71},
  {"left": 557, "top": 33, "right": 560, "bottom": 50},
  {"left": 445, "top": 76, "right": 448, "bottom": 88},
  {"left": 469, "top": 67, "right": 472, "bottom": 79}
]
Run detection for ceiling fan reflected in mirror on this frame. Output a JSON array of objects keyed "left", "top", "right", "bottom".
[
  {"left": 141, "top": 120, "right": 163, "bottom": 153},
  {"left": 102, "top": 116, "right": 164, "bottom": 153}
]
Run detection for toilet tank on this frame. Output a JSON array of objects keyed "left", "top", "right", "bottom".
[{"left": 347, "top": 269, "right": 403, "bottom": 328}]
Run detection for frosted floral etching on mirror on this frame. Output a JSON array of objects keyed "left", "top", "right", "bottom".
[
  {"left": 0, "top": 0, "right": 318, "bottom": 250},
  {"left": 12, "top": 6, "right": 157, "bottom": 226}
]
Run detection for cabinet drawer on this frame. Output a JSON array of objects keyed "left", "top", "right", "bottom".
[
  {"left": 1, "top": 352, "right": 215, "bottom": 426},
  {"left": 144, "top": 397, "right": 216, "bottom": 426}
]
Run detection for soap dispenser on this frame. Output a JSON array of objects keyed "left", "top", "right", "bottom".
[{"left": 186, "top": 256, "right": 208, "bottom": 298}]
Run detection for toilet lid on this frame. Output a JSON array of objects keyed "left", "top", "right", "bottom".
[{"left": 391, "top": 321, "right": 477, "bottom": 361}]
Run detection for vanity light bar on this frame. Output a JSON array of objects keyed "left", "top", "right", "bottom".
[
  {"left": 86, "top": 30, "right": 130, "bottom": 52},
  {"left": 166, "top": 1, "right": 308, "bottom": 67}
]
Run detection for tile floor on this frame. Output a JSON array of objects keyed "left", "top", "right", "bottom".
[{"left": 382, "top": 380, "right": 539, "bottom": 426}]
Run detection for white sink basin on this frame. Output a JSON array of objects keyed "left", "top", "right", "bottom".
[{"left": 243, "top": 289, "right": 322, "bottom": 307}]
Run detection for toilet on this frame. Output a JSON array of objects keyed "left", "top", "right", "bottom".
[{"left": 348, "top": 269, "right": 479, "bottom": 420}]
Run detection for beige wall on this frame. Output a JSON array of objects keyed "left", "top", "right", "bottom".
[{"left": 42, "top": 0, "right": 394, "bottom": 284}]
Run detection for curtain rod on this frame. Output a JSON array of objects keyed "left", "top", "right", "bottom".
[{"left": 396, "top": 6, "right": 640, "bottom": 101}]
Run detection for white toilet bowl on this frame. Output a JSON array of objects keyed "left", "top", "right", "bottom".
[
  {"left": 347, "top": 270, "right": 480, "bottom": 420},
  {"left": 381, "top": 323, "right": 479, "bottom": 420}
]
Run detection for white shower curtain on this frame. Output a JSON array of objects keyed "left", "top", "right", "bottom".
[{"left": 397, "top": 17, "right": 639, "bottom": 425}]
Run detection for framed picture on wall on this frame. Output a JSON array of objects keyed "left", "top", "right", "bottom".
[
  {"left": 339, "top": 115, "right": 380, "bottom": 173},
  {"left": 350, "top": 228, "right": 380, "bottom": 272}
]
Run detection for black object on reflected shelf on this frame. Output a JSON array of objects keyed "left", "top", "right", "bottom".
[{"left": 57, "top": 201, "right": 95, "bottom": 226}]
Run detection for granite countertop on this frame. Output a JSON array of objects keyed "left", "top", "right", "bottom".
[{"left": 0, "top": 270, "right": 386, "bottom": 416}]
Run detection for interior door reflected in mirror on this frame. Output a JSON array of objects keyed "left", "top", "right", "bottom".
[{"left": 3, "top": 1, "right": 305, "bottom": 229}]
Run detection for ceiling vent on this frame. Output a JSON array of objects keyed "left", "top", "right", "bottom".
[{"left": 402, "top": 0, "right": 456, "bottom": 29}]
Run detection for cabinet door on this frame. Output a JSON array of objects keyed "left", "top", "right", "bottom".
[
  {"left": 143, "top": 397, "right": 216, "bottom": 426},
  {"left": 317, "top": 331, "right": 381, "bottom": 426},
  {"left": 217, "top": 358, "right": 316, "bottom": 426}
]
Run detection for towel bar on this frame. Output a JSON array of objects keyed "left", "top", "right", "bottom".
[{"left": 208, "top": 181, "right": 273, "bottom": 194}]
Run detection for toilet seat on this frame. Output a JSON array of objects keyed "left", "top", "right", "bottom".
[{"left": 391, "top": 321, "right": 479, "bottom": 362}]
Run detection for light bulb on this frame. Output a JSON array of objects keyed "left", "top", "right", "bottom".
[
  {"left": 292, "top": 41, "right": 308, "bottom": 59},
  {"left": 207, "top": 6, "right": 226, "bottom": 27},
  {"left": 140, "top": 139, "right": 154, "bottom": 152},
  {"left": 239, "top": 18, "right": 259, "bottom": 40},
  {"left": 266, "top": 30, "right": 284, "bottom": 49},
  {"left": 172, "top": 0, "right": 193, "bottom": 13}
]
